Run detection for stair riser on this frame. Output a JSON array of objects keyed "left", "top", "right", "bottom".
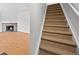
[
  {"left": 46, "top": 14, "right": 64, "bottom": 16},
  {"left": 47, "top": 12, "right": 63, "bottom": 15},
  {"left": 44, "top": 26, "right": 69, "bottom": 31},
  {"left": 47, "top": 8, "right": 62, "bottom": 10},
  {"left": 48, "top": 6, "right": 61, "bottom": 8},
  {"left": 46, "top": 16, "right": 65, "bottom": 18},
  {"left": 47, "top": 10, "right": 62, "bottom": 12},
  {"left": 46, "top": 17, "right": 65, "bottom": 19},
  {"left": 43, "top": 30, "right": 71, "bottom": 36},
  {"left": 40, "top": 40, "right": 76, "bottom": 54},
  {"left": 42, "top": 36, "right": 76, "bottom": 46},
  {"left": 45, "top": 23, "right": 67, "bottom": 25},
  {"left": 39, "top": 49, "right": 57, "bottom": 55},
  {"left": 47, "top": 9, "right": 62, "bottom": 11},
  {"left": 47, "top": 11, "right": 63, "bottom": 13},
  {"left": 48, "top": 4, "right": 61, "bottom": 8},
  {"left": 45, "top": 25, "right": 69, "bottom": 28},
  {"left": 47, "top": 12, "right": 63, "bottom": 14},
  {"left": 48, "top": 6, "right": 61, "bottom": 9},
  {"left": 42, "top": 32, "right": 72, "bottom": 40},
  {"left": 46, "top": 18, "right": 66, "bottom": 21},
  {"left": 45, "top": 20, "right": 66, "bottom": 22},
  {"left": 45, "top": 21, "right": 67, "bottom": 25},
  {"left": 48, "top": 5, "right": 61, "bottom": 8},
  {"left": 48, "top": 7, "right": 61, "bottom": 8},
  {"left": 45, "top": 19, "right": 66, "bottom": 22},
  {"left": 47, "top": 13, "right": 64, "bottom": 15}
]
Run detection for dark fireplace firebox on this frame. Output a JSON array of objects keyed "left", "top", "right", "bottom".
[{"left": 2, "top": 23, "right": 17, "bottom": 32}]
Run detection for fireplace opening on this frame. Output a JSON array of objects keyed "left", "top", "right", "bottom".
[
  {"left": 2, "top": 23, "right": 17, "bottom": 32},
  {"left": 6, "top": 25, "right": 14, "bottom": 32}
]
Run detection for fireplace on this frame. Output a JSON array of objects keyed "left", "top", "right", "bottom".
[{"left": 2, "top": 23, "right": 17, "bottom": 32}]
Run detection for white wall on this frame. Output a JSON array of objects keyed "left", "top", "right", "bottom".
[
  {"left": 30, "top": 3, "right": 47, "bottom": 55},
  {"left": 71, "top": 3, "right": 79, "bottom": 13},
  {"left": 17, "top": 11, "right": 30, "bottom": 33},
  {"left": 0, "top": 3, "right": 29, "bottom": 12},
  {"left": 60, "top": 3, "right": 79, "bottom": 48},
  {"left": 0, "top": 3, "right": 30, "bottom": 33}
]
